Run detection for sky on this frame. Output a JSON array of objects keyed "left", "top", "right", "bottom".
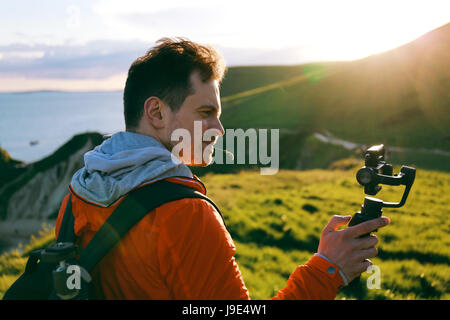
[{"left": 0, "top": 0, "right": 449, "bottom": 92}]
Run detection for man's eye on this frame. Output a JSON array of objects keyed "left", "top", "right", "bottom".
[{"left": 200, "top": 111, "right": 210, "bottom": 117}]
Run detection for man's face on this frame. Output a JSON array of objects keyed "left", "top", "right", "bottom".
[{"left": 165, "top": 71, "right": 225, "bottom": 166}]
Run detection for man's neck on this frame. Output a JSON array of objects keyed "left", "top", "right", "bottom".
[{"left": 127, "top": 128, "right": 172, "bottom": 152}]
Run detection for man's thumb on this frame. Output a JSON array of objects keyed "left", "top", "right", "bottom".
[{"left": 323, "top": 215, "right": 352, "bottom": 232}]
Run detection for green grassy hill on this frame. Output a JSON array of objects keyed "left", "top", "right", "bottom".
[
  {"left": 0, "top": 147, "right": 23, "bottom": 187},
  {"left": 1, "top": 166, "right": 449, "bottom": 299},
  {"left": 214, "top": 23, "right": 450, "bottom": 173},
  {"left": 220, "top": 64, "right": 336, "bottom": 97}
]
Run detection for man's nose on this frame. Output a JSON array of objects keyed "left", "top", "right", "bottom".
[{"left": 210, "top": 117, "right": 225, "bottom": 137}]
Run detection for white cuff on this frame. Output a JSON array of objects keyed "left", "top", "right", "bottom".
[{"left": 314, "top": 253, "right": 348, "bottom": 287}]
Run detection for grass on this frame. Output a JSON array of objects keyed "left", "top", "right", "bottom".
[
  {"left": 0, "top": 224, "right": 55, "bottom": 298},
  {"left": 1, "top": 166, "right": 448, "bottom": 300},
  {"left": 219, "top": 64, "right": 333, "bottom": 98}
]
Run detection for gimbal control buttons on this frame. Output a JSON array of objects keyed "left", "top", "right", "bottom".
[{"left": 327, "top": 266, "right": 336, "bottom": 275}]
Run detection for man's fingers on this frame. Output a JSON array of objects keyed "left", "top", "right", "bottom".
[
  {"left": 322, "top": 215, "right": 352, "bottom": 233},
  {"left": 354, "top": 235, "right": 379, "bottom": 250},
  {"left": 356, "top": 247, "right": 378, "bottom": 260},
  {"left": 350, "top": 259, "right": 373, "bottom": 278},
  {"left": 358, "top": 259, "right": 373, "bottom": 273},
  {"left": 346, "top": 217, "right": 390, "bottom": 238}
]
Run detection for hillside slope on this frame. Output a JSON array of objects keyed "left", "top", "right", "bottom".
[
  {"left": 219, "top": 23, "right": 450, "bottom": 153},
  {"left": 0, "top": 133, "right": 105, "bottom": 250},
  {"left": 220, "top": 64, "right": 336, "bottom": 97}
]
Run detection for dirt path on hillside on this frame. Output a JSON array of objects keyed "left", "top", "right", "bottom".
[{"left": 313, "top": 132, "right": 450, "bottom": 157}]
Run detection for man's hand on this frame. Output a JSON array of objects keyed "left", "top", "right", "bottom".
[{"left": 317, "top": 215, "right": 390, "bottom": 283}]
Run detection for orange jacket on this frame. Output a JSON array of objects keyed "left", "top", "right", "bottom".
[{"left": 55, "top": 176, "right": 344, "bottom": 299}]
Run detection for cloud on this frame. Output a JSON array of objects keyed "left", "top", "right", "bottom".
[
  {"left": 0, "top": 38, "right": 319, "bottom": 83},
  {"left": 0, "top": 40, "right": 151, "bottom": 80},
  {"left": 0, "top": 72, "right": 127, "bottom": 92},
  {"left": 0, "top": 51, "right": 45, "bottom": 60},
  {"left": 120, "top": 6, "right": 225, "bottom": 35}
]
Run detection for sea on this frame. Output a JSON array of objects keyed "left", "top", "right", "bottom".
[{"left": 0, "top": 91, "right": 125, "bottom": 163}]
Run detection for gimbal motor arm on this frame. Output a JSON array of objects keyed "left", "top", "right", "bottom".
[{"left": 356, "top": 165, "right": 416, "bottom": 209}]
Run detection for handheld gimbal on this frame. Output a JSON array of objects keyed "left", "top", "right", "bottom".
[
  {"left": 348, "top": 144, "right": 416, "bottom": 233},
  {"left": 345, "top": 144, "right": 416, "bottom": 291}
]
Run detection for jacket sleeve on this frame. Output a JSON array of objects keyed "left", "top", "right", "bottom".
[
  {"left": 157, "top": 198, "right": 344, "bottom": 300},
  {"left": 271, "top": 255, "right": 345, "bottom": 300}
]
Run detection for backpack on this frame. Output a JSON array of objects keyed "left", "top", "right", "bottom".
[{"left": 2, "top": 179, "right": 225, "bottom": 300}]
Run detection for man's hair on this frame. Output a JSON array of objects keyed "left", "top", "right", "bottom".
[{"left": 123, "top": 37, "right": 226, "bottom": 131}]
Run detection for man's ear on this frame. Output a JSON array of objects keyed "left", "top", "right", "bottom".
[{"left": 143, "top": 96, "right": 166, "bottom": 129}]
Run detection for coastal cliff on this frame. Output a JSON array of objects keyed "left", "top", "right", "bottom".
[{"left": 0, "top": 132, "right": 104, "bottom": 249}]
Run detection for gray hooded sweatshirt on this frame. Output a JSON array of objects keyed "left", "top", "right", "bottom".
[{"left": 70, "top": 131, "right": 193, "bottom": 207}]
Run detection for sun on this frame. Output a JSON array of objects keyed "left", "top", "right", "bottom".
[{"left": 286, "top": 0, "right": 450, "bottom": 61}]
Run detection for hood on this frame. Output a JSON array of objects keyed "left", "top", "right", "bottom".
[{"left": 70, "top": 131, "right": 193, "bottom": 207}]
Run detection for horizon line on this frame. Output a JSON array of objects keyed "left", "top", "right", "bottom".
[{"left": 0, "top": 60, "right": 349, "bottom": 94}]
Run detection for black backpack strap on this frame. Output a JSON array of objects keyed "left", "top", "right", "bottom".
[
  {"left": 56, "top": 193, "right": 76, "bottom": 243},
  {"left": 77, "top": 179, "right": 225, "bottom": 273}
]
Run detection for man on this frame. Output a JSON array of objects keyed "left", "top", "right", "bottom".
[{"left": 55, "top": 38, "right": 390, "bottom": 299}]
